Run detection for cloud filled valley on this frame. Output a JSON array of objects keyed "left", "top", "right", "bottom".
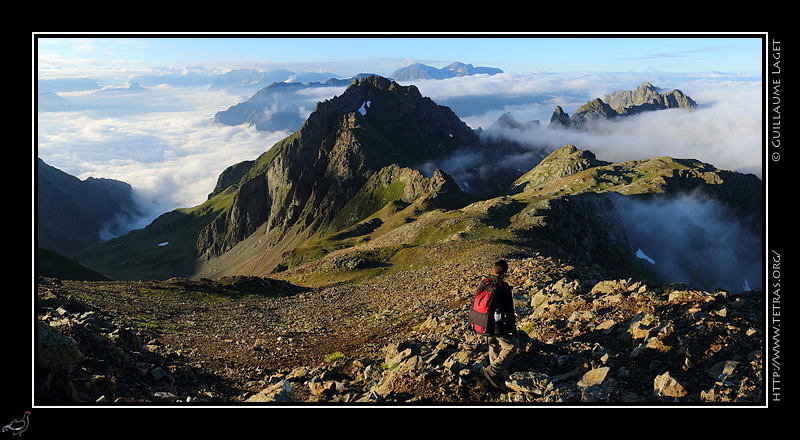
[
  {"left": 610, "top": 193, "right": 763, "bottom": 292},
  {"left": 36, "top": 68, "right": 763, "bottom": 243}
]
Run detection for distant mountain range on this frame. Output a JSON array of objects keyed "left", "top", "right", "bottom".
[
  {"left": 69, "top": 75, "right": 762, "bottom": 292},
  {"left": 212, "top": 62, "right": 504, "bottom": 132},
  {"left": 212, "top": 78, "right": 354, "bottom": 132},
  {"left": 37, "top": 60, "right": 503, "bottom": 115},
  {"left": 390, "top": 61, "right": 503, "bottom": 80}
]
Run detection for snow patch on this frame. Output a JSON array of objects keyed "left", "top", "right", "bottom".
[
  {"left": 359, "top": 101, "right": 371, "bottom": 115},
  {"left": 636, "top": 248, "right": 655, "bottom": 264}
]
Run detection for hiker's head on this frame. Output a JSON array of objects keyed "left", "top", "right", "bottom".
[{"left": 493, "top": 260, "right": 508, "bottom": 277}]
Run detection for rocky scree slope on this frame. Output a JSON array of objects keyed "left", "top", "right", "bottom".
[{"left": 36, "top": 249, "right": 763, "bottom": 404}]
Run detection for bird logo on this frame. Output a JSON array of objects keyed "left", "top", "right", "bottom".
[{"left": 2, "top": 412, "right": 29, "bottom": 436}]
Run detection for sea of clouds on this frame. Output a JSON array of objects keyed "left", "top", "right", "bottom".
[{"left": 35, "top": 67, "right": 763, "bottom": 238}]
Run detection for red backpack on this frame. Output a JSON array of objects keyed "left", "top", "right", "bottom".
[{"left": 468, "top": 277, "right": 500, "bottom": 335}]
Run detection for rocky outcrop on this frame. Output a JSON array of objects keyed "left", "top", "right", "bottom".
[
  {"left": 549, "top": 82, "right": 698, "bottom": 130},
  {"left": 207, "top": 160, "right": 254, "bottom": 199},
  {"left": 36, "top": 279, "right": 189, "bottom": 403},
  {"left": 548, "top": 105, "right": 570, "bottom": 129},
  {"left": 281, "top": 260, "right": 762, "bottom": 404},
  {"left": 492, "top": 112, "right": 541, "bottom": 131},
  {"left": 606, "top": 82, "right": 697, "bottom": 115},
  {"left": 325, "top": 164, "right": 472, "bottom": 233},
  {"left": 197, "top": 174, "right": 272, "bottom": 259},
  {"left": 509, "top": 145, "right": 610, "bottom": 194},
  {"left": 570, "top": 98, "right": 620, "bottom": 129}
]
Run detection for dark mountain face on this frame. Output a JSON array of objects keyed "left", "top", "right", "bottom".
[{"left": 37, "top": 159, "right": 142, "bottom": 257}]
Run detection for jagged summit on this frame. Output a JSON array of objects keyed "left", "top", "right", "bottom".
[
  {"left": 606, "top": 82, "right": 697, "bottom": 113},
  {"left": 299, "top": 75, "right": 480, "bottom": 160},
  {"left": 549, "top": 82, "right": 698, "bottom": 130},
  {"left": 197, "top": 76, "right": 479, "bottom": 261}
]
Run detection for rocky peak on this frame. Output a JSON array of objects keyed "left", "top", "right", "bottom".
[
  {"left": 605, "top": 81, "right": 662, "bottom": 109},
  {"left": 196, "top": 75, "right": 480, "bottom": 264},
  {"left": 606, "top": 82, "right": 697, "bottom": 113},
  {"left": 570, "top": 98, "right": 619, "bottom": 128},
  {"left": 608, "top": 82, "right": 697, "bottom": 116},
  {"left": 550, "top": 82, "right": 698, "bottom": 130},
  {"left": 444, "top": 62, "right": 472, "bottom": 75},
  {"left": 548, "top": 105, "right": 570, "bottom": 129}
]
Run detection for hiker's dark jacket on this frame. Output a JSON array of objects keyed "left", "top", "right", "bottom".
[{"left": 468, "top": 275, "right": 516, "bottom": 336}]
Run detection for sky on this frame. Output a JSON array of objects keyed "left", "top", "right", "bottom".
[
  {"left": 34, "top": 33, "right": 767, "bottom": 237},
  {"left": 36, "top": 34, "right": 763, "bottom": 78}
]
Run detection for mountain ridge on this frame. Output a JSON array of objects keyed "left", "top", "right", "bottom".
[
  {"left": 390, "top": 61, "right": 504, "bottom": 81},
  {"left": 549, "top": 82, "right": 698, "bottom": 130},
  {"left": 72, "top": 76, "right": 761, "bottom": 295}
]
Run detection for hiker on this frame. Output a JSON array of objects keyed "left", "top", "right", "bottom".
[{"left": 468, "top": 260, "right": 518, "bottom": 390}]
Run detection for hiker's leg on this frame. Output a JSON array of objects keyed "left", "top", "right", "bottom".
[
  {"left": 487, "top": 336, "right": 500, "bottom": 366},
  {"left": 486, "top": 335, "right": 517, "bottom": 376}
]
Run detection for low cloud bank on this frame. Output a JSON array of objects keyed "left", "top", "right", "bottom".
[
  {"left": 419, "top": 73, "right": 763, "bottom": 180},
  {"left": 411, "top": 74, "right": 761, "bottom": 204},
  {"left": 37, "top": 85, "right": 285, "bottom": 237}
]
